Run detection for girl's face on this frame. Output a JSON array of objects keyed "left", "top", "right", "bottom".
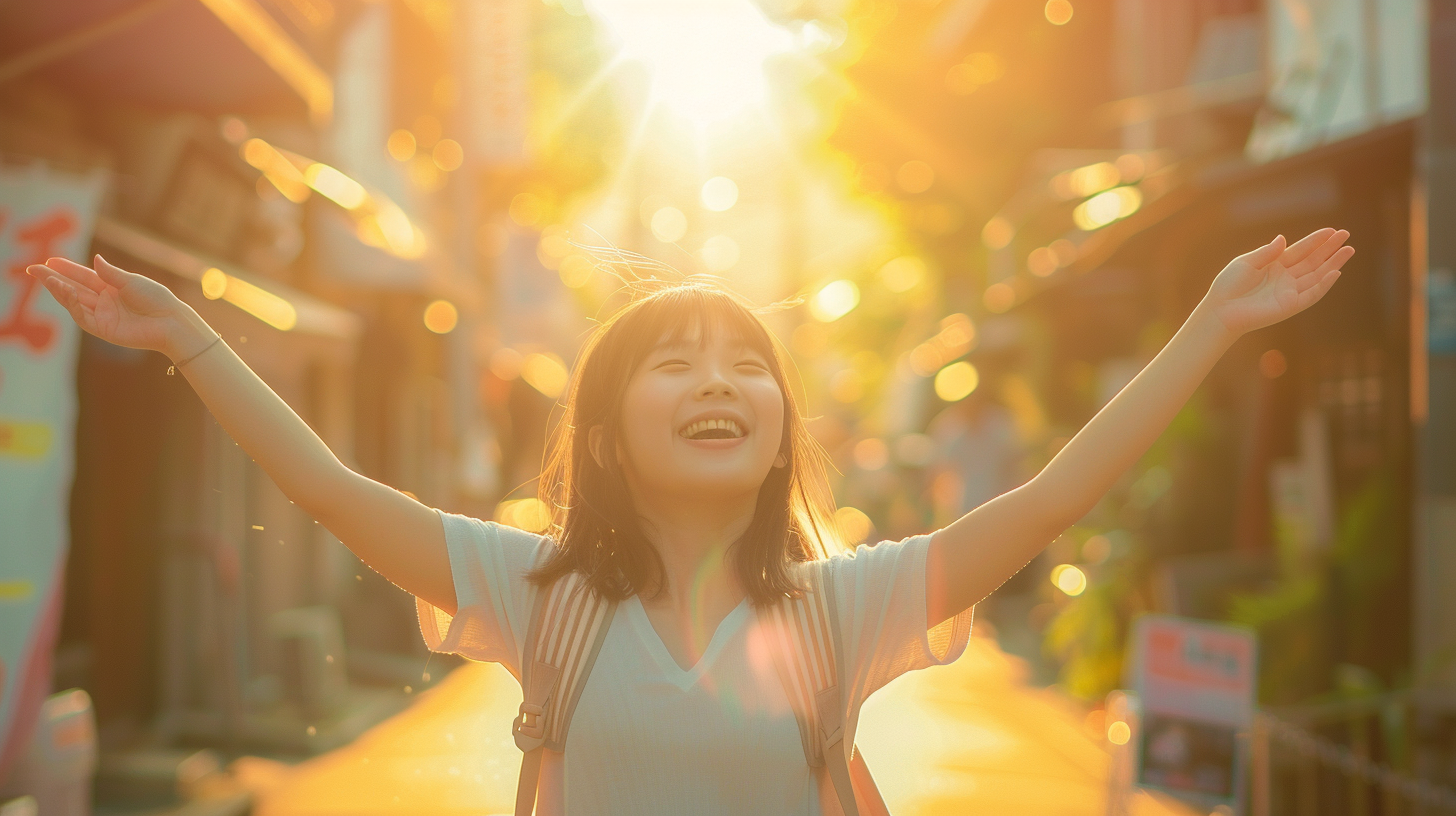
[{"left": 614, "top": 328, "right": 786, "bottom": 503}]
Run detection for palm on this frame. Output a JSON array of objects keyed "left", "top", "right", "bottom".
[
  {"left": 28, "top": 256, "right": 179, "bottom": 353},
  {"left": 1207, "top": 228, "right": 1353, "bottom": 336}
]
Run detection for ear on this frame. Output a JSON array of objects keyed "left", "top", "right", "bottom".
[
  {"left": 773, "top": 452, "right": 788, "bottom": 468},
  {"left": 588, "top": 426, "right": 607, "bottom": 468}
]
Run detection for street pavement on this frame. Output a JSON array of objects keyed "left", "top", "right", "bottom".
[{"left": 252, "top": 632, "right": 1196, "bottom": 816}]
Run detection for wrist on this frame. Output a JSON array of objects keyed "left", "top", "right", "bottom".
[
  {"left": 160, "top": 305, "right": 217, "bottom": 361},
  {"left": 1187, "top": 302, "right": 1239, "bottom": 351}
]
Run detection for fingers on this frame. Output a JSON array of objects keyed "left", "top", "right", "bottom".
[
  {"left": 1297, "top": 269, "right": 1342, "bottom": 311},
  {"left": 93, "top": 255, "right": 134, "bottom": 289},
  {"left": 1241, "top": 234, "right": 1287, "bottom": 268},
  {"left": 43, "top": 256, "right": 108, "bottom": 294},
  {"left": 33, "top": 269, "right": 98, "bottom": 333},
  {"left": 1288, "top": 230, "right": 1350, "bottom": 278},
  {"left": 1277, "top": 228, "right": 1337, "bottom": 269}
]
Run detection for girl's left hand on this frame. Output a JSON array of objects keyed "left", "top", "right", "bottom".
[{"left": 1202, "top": 228, "right": 1353, "bottom": 337}]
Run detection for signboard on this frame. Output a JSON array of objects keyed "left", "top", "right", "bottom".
[
  {"left": 1127, "top": 615, "right": 1258, "bottom": 812},
  {"left": 0, "top": 164, "right": 105, "bottom": 778}
]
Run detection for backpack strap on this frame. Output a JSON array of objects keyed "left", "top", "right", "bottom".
[
  {"left": 512, "top": 571, "right": 617, "bottom": 816},
  {"left": 761, "top": 567, "right": 890, "bottom": 816}
]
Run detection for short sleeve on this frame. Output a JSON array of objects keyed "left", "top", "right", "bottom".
[
  {"left": 820, "top": 533, "right": 975, "bottom": 723},
  {"left": 415, "top": 510, "right": 553, "bottom": 679}
]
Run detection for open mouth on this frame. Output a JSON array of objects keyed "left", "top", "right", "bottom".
[{"left": 679, "top": 418, "right": 746, "bottom": 440}]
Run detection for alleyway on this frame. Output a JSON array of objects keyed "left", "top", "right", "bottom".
[{"left": 253, "top": 633, "right": 1194, "bottom": 816}]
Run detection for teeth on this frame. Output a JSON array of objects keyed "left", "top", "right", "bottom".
[{"left": 679, "top": 418, "right": 745, "bottom": 438}]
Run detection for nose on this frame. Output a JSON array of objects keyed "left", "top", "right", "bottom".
[{"left": 696, "top": 371, "right": 736, "bottom": 400}]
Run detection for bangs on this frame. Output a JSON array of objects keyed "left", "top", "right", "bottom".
[{"left": 618, "top": 286, "right": 777, "bottom": 368}]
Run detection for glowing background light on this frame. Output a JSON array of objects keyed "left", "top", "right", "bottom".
[
  {"left": 650, "top": 206, "right": 688, "bottom": 242},
  {"left": 1051, "top": 564, "right": 1088, "bottom": 596},
  {"left": 1073, "top": 186, "right": 1142, "bottom": 231},
  {"left": 1107, "top": 720, "right": 1131, "bottom": 745},
  {"left": 423, "top": 300, "right": 458, "bottom": 334},
  {"left": 934, "top": 361, "right": 979, "bottom": 402},
  {"left": 304, "top": 163, "right": 367, "bottom": 209},
  {"left": 699, "top": 235, "right": 740, "bottom": 272},
  {"left": 387, "top": 129, "right": 416, "bottom": 161},
  {"left": 700, "top": 177, "right": 739, "bottom": 211},
  {"left": 834, "top": 506, "right": 874, "bottom": 545},
  {"left": 809, "top": 280, "right": 860, "bottom": 322},
  {"left": 981, "top": 216, "right": 1014, "bottom": 249},
  {"left": 879, "top": 256, "right": 926, "bottom": 292},
  {"left": 521, "top": 353, "right": 570, "bottom": 399},
  {"left": 1045, "top": 0, "right": 1074, "bottom": 25},
  {"left": 588, "top": 0, "right": 795, "bottom": 126}
]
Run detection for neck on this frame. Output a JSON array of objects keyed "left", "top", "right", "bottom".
[{"left": 630, "top": 485, "right": 757, "bottom": 608}]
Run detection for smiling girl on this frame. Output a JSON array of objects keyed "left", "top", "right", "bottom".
[{"left": 30, "top": 227, "right": 1351, "bottom": 815}]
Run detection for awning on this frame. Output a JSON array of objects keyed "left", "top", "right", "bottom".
[
  {"left": 94, "top": 216, "right": 361, "bottom": 342},
  {"left": 0, "top": 0, "right": 336, "bottom": 123}
]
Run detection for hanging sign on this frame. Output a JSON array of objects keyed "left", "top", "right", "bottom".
[
  {"left": 1127, "top": 615, "right": 1258, "bottom": 812},
  {"left": 0, "top": 164, "right": 105, "bottom": 778}
]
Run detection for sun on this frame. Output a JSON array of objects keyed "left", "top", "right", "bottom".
[{"left": 588, "top": 0, "right": 796, "bottom": 127}]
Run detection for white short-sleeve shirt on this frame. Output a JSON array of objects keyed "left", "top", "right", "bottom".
[{"left": 417, "top": 510, "right": 974, "bottom": 815}]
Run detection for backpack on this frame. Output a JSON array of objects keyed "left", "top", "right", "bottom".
[{"left": 509, "top": 566, "right": 891, "bottom": 816}]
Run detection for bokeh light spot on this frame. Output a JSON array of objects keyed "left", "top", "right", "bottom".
[
  {"left": 1260, "top": 349, "right": 1288, "bottom": 379},
  {"left": 896, "top": 160, "right": 935, "bottom": 194},
  {"left": 879, "top": 256, "right": 926, "bottom": 292},
  {"left": 934, "top": 361, "right": 979, "bottom": 402},
  {"left": 700, "top": 235, "right": 740, "bottom": 272},
  {"left": 983, "top": 282, "right": 1016, "bottom": 313},
  {"left": 432, "top": 139, "right": 464, "bottom": 172},
  {"left": 388, "top": 129, "right": 417, "bottom": 162},
  {"left": 559, "top": 254, "right": 595, "bottom": 288},
  {"left": 834, "top": 506, "right": 874, "bottom": 545},
  {"left": 522, "top": 353, "right": 569, "bottom": 399},
  {"left": 1107, "top": 720, "right": 1131, "bottom": 745},
  {"left": 1051, "top": 564, "right": 1087, "bottom": 595},
  {"left": 981, "top": 216, "right": 1014, "bottom": 249},
  {"left": 423, "top": 300, "right": 458, "bottom": 334},
  {"left": 700, "top": 177, "right": 739, "bottom": 211},
  {"left": 853, "top": 437, "right": 889, "bottom": 470},
  {"left": 1045, "top": 0, "right": 1073, "bottom": 25},
  {"left": 651, "top": 206, "right": 688, "bottom": 242},
  {"left": 810, "top": 280, "right": 860, "bottom": 322}
]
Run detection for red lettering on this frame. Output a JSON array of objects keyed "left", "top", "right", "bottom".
[{"left": 0, "top": 209, "right": 76, "bottom": 354}]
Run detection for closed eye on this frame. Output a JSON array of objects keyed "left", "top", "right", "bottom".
[
  {"left": 653, "top": 358, "right": 691, "bottom": 370},
  {"left": 735, "top": 360, "right": 769, "bottom": 372}
]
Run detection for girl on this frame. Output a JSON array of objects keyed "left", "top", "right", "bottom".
[{"left": 29, "top": 227, "right": 1351, "bottom": 814}]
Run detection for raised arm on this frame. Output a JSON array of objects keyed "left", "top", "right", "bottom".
[
  {"left": 925, "top": 228, "right": 1353, "bottom": 628},
  {"left": 29, "top": 256, "right": 458, "bottom": 613}
]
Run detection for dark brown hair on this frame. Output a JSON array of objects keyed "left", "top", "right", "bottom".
[{"left": 527, "top": 282, "right": 838, "bottom": 606}]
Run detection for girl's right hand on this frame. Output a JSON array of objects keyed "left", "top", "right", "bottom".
[{"left": 27, "top": 255, "right": 208, "bottom": 359}]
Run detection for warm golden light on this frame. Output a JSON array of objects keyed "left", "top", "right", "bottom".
[
  {"left": 242, "top": 138, "right": 310, "bottom": 203},
  {"left": 1107, "top": 720, "right": 1131, "bottom": 745},
  {"left": 1260, "top": 349, "right": 1288, "bottom": 378},
  {"left": 879, "top": 256, "right": 926, "bottom": 292},
  {"left": 1051, "top": 564, "right": 1087, "bottom": 595},
  {"left": 509, "top": 193, "right": 545, "bottom": 227},
  {"left": 201, "top": 267, "right": 228, "bottom": 300},
  {"left": 423, "top": 300, "right": 458, "bottom": 334},
  {"left": 1028, "top": 247, "right": 1059, "bottom": 277},
  {"left": 592, "top": 0, "right": 794, "bottom": 126},
  {"left": 853, "top": 438, "right": 889, "bottom": 470},
  {"left": 896, "top": 160, "right": 935, "bottom": 194},
  {"left": 934, "top": 361, "right": 979, "bottom": 402},
  {"left": 433, "top": 139, "right": 464, "bottom": 172},
  {"left": 810, "top": 280, "right": 860, "bottom": 322},
  {"left": 981, "top": 216, "right": 1014, "bottom": 249},
  {"left": 1073, "top": 186, "right": 1142, "bottom": 230},
  {"left": 494, "top": 498, "right": 552, "bottom": 533},
  {"left": 700, "top": 177, "right": 739, "bottom": 211},
  {"left": 650, "top": 206, "right": 688, "bottom": 242},
  {"left": 983, "top": 282, "right": 1016, "bottom": 313},
  {"left": 699, "top": 235, "right": 740, "bottom": 272},
  {"left": 521, "top": 353, "right": 569, "bottom": 399},
  {"left": 304, "top": 163, "right": 367, "bottom": 209},
  {"left": 387, "top": 129, "right": 417, "bottom": 161},
  {"left": 221, "top": 274, "right": 297, "bottom": 331},
  {"left": 1053, "top": 161, "right": 1120, "bottom": 199},
  {"left": 559, "top": 254, "right": 595, "bottom": 288},
  {"left": 1045, "top": 0, "right": 1074, "bottom": 25},
  {"left": 834, "top": 506, "right": 874, "bottom": 545}
]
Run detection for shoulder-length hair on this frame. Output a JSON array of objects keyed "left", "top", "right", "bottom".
[{"left": 527, "top": 282, "right": 839, "bottom": 606}]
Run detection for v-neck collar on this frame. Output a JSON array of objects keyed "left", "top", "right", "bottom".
[{"left": 627, "top": 594, "right": 751, "bottom": 688}]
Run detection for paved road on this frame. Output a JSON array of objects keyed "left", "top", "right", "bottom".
[{"left": 254, "top": 634, "right": 1195, "bottom": 816}]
